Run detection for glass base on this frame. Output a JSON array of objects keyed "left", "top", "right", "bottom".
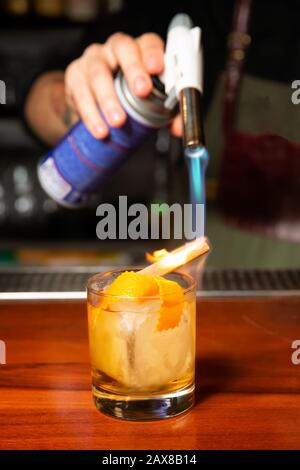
[{"left": 93, "top": 383, "right": 195, "bottom": 421}]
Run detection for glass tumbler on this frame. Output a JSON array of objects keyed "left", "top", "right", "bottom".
[{"left": 87, "top": 269, "right": 196, "bottom": 421}]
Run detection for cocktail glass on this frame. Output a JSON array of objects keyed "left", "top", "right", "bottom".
[{"left": 87, "top": 269, "right": 196, "bottom": 421}]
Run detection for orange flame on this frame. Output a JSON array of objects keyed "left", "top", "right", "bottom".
[
  {"left": 146, "top": 249, "right": 169, "bottom": 263},
  {"left": 142, "top": 238, "right": 210, "bottom": 277}
]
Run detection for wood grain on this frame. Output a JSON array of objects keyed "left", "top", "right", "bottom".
[{"left": 0, "top": 297, "right": 300, "bottom": 450}]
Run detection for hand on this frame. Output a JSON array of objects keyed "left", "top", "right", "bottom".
[{"left": 64, "top": 32, "right": 182, "bottom": 139}]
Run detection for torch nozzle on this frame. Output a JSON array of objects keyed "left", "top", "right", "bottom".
[{"left": 179, "top": 87, "right": 204, "bottom": 148}]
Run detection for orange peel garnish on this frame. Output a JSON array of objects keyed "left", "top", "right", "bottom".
[
  {"left": 155, "top": 277, "right": 184, "bottom": 331},
  {"left": 101, "top": 271, "right": 184, "bottom": 331},
  {"left": 105, "top": 271, "right": 158, "bottom": 299}
]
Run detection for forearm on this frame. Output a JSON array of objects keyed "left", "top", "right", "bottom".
[{"left": 24, "top": 71, "right": 68, "bottom": 146}]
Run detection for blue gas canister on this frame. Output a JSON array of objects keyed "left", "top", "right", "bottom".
[{"left": 37, "top": 72, "right": 176, "bottom": 208}]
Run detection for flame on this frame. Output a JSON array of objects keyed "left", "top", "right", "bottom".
[
  {"left": 146, "top": 248, "right": 188, "bottom": 272},
  {"left": 139, "top": 237, "right": 210, "bottom": 281},
  {"left": 146, "top": 248, "right": 169, "bottom": 263},
  {"left": 146, "top": 248, "right": 188, "bottom": 271},
  {"left": 144, "top": 238, "right": 209, "bottom": 276},
  {"left": 158, "top": 251, "right": 188, "bottom": 270}
]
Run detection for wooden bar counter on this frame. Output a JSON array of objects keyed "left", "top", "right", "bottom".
[{"left": 0, "top": 297, "right": 300, "bottom": 450}]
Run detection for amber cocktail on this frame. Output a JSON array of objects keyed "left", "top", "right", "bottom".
[{"left": 87, "top": 269, "right": 196, "bottom": 421}]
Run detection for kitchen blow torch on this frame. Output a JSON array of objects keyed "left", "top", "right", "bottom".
[
  {"left": 164, "top": 13, "right": 205, "bottom": 148},
  {"left": 163, "top": 13, "right": 209, "bottom": 233}
]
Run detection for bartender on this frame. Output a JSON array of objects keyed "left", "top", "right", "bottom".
[
  {"left": 23, "top": 0, "right": 300, "bottom": 267},
  {"left": 23, "top": 0, "right": 298, "bottom": 147},
  {"left": 23, "top": 0, "right": 225, "bottom": 145}
]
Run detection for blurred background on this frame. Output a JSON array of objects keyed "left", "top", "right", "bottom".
[{"left": 0, "top": 0, "right": 299, "bottom": 271}]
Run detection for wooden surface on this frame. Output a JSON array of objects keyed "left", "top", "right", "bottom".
[{"left": 0, "top": 297, "right": 300, "bottom": 450}]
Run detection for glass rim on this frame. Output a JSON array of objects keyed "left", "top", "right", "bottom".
[{"left": 86, "top": 267, "right": 196, "bottom": 300}]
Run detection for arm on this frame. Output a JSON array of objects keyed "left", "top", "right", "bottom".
[{"left": 24, "top": 71, "right": 69, "bottom": 147}]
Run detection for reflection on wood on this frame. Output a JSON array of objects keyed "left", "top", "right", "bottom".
[{"left": 0, "top": 297, "right": 300, "bottom": 449}]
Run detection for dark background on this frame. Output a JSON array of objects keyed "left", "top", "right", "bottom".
[{"left": 0, "top": 0, "right": 299, "bottom": 267}]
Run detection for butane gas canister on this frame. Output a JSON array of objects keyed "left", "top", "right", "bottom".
[{"left": 37, "top": 72, "right": 176, "bottom": 208}]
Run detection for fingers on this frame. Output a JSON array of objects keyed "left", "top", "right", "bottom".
[
  {"left": 170, "top": 113, "right": 183, "bottom": 138},
  {"left": 107, "top": 33, "right": 152, "bottom": 97},
  {"left": 83, "top": 45, "right": 126, "bottom": 128},
  {"left": 65, "top": 58, "right": 108, "bottom": 139},
  {"left": 64, "top": 33, "right": 165, "bottom": 139},
  {"left": 137, "top": 33, "right": 165, "bottom": 75}
]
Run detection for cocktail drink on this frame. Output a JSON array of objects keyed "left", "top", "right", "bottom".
[{"left": 87, "top": 269, "right": 196, "bottom": 420}]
